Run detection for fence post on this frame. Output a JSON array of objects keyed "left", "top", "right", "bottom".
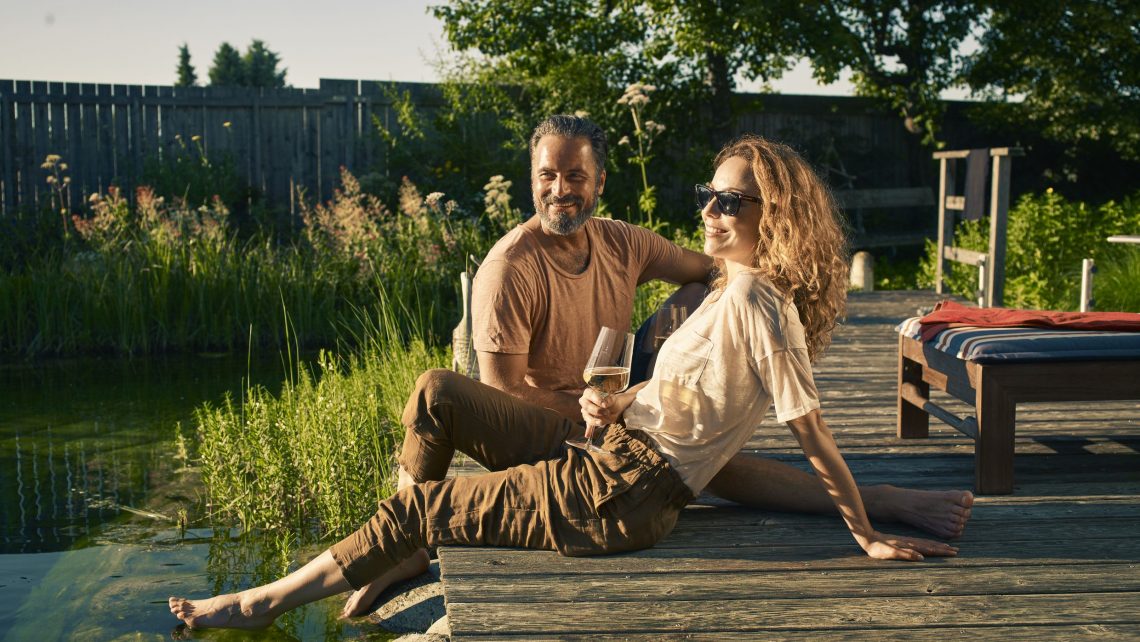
[
  {"left": 1080, "top": 258, "right": 1096, "bottom": 312},
  {"left": 0, "top": 81, "right": 14, "bottom": 215}
]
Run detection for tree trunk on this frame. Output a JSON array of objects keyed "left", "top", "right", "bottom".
[{"left": 705, "top": 50, "right": 734, "bottom": 147}]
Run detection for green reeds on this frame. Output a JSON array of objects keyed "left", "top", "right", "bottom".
[{"left": 195, "top": 287, "right": 447, "bottom": 540}]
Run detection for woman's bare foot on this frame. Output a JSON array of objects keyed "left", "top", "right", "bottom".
[
  {"left": 168, "top": 591, "right": 276, "bottom": 630},
  {"left": 340, "top": 548, "right": 431, "bottom": 618},
  {"left": 865, "top": 486, "right": 974, "bottom": 539}
]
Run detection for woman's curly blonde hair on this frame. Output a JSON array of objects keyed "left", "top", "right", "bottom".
[{"left": 710, "top": 135, "right": 849, "bottom": 362}]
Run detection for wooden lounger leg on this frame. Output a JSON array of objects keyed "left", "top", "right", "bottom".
[
  {"left": 975, "top": 369, "right": 1016, "bottom": 494},
  {"left": 897, "top": 337, "right": 930, "bottom": 439}
]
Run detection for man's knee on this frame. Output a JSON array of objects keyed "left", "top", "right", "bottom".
[{"left": 404, "top": 368, "right": 466, "bottom": 425}]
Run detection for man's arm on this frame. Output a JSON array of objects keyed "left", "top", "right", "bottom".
[
  {"left": 642, "top": 245, "right": 714, "bottom": 286},
  {"left": 477, "top": 350, "right": 583, "bottom": 420}
]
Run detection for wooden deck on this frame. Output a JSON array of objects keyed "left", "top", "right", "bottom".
[{"left": 439, "top": 290, "right": 1140, "bottom": 640}]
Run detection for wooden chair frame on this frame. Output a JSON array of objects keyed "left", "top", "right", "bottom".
[{"left": 896, "top": 333, "right": 1140, "bottom": 494}]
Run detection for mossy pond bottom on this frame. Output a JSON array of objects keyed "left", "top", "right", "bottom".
[{"left": 0, "top": 355, "right": 394, "bottom": 641}]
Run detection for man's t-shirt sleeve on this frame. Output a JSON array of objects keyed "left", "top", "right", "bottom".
[
  {"left": 472, "top": 258, "right": 536, "bottom": 355},
  {"left": 625, "top": 223, "right": 688, "bottom": 285}
]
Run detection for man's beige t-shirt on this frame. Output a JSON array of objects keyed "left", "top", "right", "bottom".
[
  {"left": 624, "top": 272, "right": 821, "bottom": 495},
  {"left": 472, "top": 216, "right": 685, "bottom": 394}
]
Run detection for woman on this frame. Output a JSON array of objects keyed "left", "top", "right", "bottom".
[{"left": 169, "top": 135, "right": 962, "bottom": 631}]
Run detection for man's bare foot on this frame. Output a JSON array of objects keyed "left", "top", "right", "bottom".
[
  {"left": 865, "top": 486, "right": 974, "bottom": 539},
  {"left": 340, "top": 548, "right": 431, "bottom": 618},
  {"left": 168, "top": 591, "right": 276, "bottom": 630}
]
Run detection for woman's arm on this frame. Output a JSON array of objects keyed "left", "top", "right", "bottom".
[
  {"left": 787, "top": 409, "right": 958, "bottom": 561},
  {"left": 580, "top": 381, "right": 648, "bottom": 438}
]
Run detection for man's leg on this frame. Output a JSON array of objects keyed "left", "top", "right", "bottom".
[
  {"left": 705, "top": 452, "right": 973, "bottom": 539},
  {"left": 344, "top": 368, "right": 578, "bottom": 617},
  {"left": 172, "top": 458, "right": 559, "bottom": 631},
  {"left": 170, "top": 550, "right": 351, "bottom": 630}
]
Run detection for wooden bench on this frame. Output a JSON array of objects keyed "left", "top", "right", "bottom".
[
  {"left": 896, "top": 322, "right": 1140, "bottom": 494},
  {"left": 835, "top": 187, "right": 934, "bottom": 248}
]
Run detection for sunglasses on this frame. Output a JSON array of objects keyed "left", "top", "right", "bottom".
[{"left": 694, "top": 184, "right": 763, "bottom": 216}]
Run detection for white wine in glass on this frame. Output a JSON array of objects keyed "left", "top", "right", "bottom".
[{"left": 566, "top": 327, "right": 634, "bottom": 453}]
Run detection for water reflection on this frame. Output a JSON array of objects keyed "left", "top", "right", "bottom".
[{"left": 0, "top": 353, "right": 294, "bottom": 553}]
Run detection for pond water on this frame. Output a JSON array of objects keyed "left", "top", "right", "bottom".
[{"left": 0, "top": 354, "right": 393, "bottom": 640}]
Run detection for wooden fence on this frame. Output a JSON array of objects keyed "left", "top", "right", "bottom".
[
  {"left": 0, "top": 78, "right": 444, "bottom": 216},
  {"left": 1, "top": 79, "right": 953, "bottom": 222}
]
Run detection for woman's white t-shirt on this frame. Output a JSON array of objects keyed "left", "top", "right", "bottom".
[{"left": 624, "top": 272, "right": 821, "bottom": 495}]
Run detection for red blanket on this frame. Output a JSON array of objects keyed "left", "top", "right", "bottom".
[{"left": 917, "top": 300, "right": 1140, "bottom": 342}]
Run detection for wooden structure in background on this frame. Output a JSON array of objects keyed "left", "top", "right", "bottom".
[{"left": 933, "top": 147, "right": 1023, "bottom": 308}]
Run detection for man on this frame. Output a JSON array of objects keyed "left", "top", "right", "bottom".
[
  {"left": 472, "top": 115, "right": 710, "bottom": 416},
  {"left": 472, "top": 114, "right": 973, "bottom": 538}
]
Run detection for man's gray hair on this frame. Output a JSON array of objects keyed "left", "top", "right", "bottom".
[{"left": 529, "top": 115, "right": 608, "bottom": 175}]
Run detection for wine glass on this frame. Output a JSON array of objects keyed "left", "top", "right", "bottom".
[
  {"left": 652, "top": 304, "right": 689, "bottom": 350},
  {"left": 566, "top": 327, "right": 634, "bottom": 454}
]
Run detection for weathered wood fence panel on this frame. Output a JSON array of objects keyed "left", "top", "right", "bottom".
[
  {"left": 2, "top": 79, "right": 937, "bottom": 219},
  {"left": 0, "top": 78, "right": 447, "bottom": 216}
]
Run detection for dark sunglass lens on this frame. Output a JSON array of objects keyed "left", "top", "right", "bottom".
[
  {"left": 695, "top": 185, "right": 712, "bottom": 209},
  {"left": 717, "top": 192, "right": 740, "bottom": 215}
]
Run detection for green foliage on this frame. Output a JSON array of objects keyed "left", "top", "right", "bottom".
[
  {"left": 965, "top": 0, "right": 1140, "bottom": 160},
  {"left": 140, "top": 131, "right": 248, "bottom": 212},
  {"left": 243, "top": 40, "right": 288, "bottom": 89},
  {"left": 208, "top": 42, "right": 245, "bottom": 87},
  {"left": 195, "top": 296, "right": 446, "bottom": 540},
  {"left": 207, "top": 40, "right": 287, "bottom": 88},
  {"left": 175, "top": 43, "right": 197, "bottom": 87},
  {"left": 873, "top": 254, "right": 921, "bottom": 290},
  {"left": 368, "top": 78, "right": 523, "bottom": 216},
  {"left": 0, "top": 167, "right": 505, "bottom": 356},
  {"left": 919, "top": 189, "right": 1140, "bottom": 310},
  {"left": 805, "top": 2, "right": 978, "bottom": 147},
  {"left": 1098, "top": 247, "right": 1140, "bottom": 312}
]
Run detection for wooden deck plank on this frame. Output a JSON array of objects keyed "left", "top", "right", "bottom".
[
  {"left": 443, "top": 562, "right": 1140, "bottom": 601},
  {"left": 458, "top": 625, "right": 1140, "bottom": 641},
  {"left": 439, "top": 290, "right": 1140, "bottom": 639},
  {"left": 445, "top": 593, "right": 1140, "bottom": 635}
]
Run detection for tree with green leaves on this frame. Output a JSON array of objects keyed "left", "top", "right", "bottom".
[
  {"left": 433, "top": 1, "right": 811, "bottom": 148},
  {"left": 208, "top": 42, "right": 246, "bottom": 87},
  {"left": 802, "top": 1, "right": 979, "bottom": 148},
  {"left": 243, "top": 40, "right": 288, "bottom": 88},
  {"left": 965, "top": 0, "right": 1140, "bottom": 160},
  {"left": 175, "top": 43, "right": 197, "bottom": 87}
]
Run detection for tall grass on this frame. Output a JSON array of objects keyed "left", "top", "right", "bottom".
[
  {"left": 195, "top": 288, "right": 447, "bottom": 540},
  {"left": 1, "top": 169, "right": 502, "bottom": 356}
]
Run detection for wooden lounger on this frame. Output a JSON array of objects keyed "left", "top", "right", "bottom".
[{"left": 895, "top": 319, "right": 1140, "bottom": 494}]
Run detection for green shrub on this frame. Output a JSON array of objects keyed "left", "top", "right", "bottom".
[{"left": 919, "top": 189, "right": 1140, "bottom": 310}]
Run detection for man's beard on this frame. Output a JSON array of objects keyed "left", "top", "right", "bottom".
[{"left": 534, "top": 192, "right": 598, "bottom": 235}]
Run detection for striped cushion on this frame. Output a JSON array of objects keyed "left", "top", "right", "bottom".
[{"left": 896, "top": 317, "right": 1140, "bottom": 363}]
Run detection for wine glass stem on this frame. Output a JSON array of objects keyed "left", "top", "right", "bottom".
[{"left": 587, "top": 391, "right": 611, "bottom": 447}]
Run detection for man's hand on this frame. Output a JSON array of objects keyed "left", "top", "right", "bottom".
[{"left": 858, "top": 530, "right": 959, "bottom": 561}]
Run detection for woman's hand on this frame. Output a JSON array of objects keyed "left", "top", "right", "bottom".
[
  {"left": 579, "top": 382, "right": 645, "bottom": 438},
  {"left": 858, "top": 530, "right": 959, "bottom": 561}
]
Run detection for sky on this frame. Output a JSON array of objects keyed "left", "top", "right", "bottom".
[{"left": 0, "top": 0, "right": 860, "bottom": 95}]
